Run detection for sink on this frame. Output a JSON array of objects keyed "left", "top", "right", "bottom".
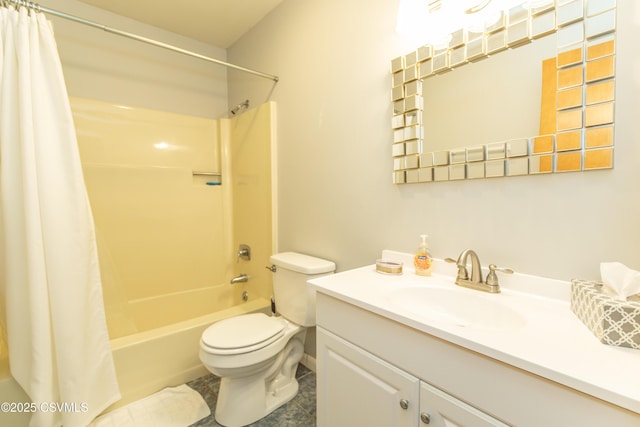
[{"left": 388, "top": 287, "right": 526, "bottom": 331}]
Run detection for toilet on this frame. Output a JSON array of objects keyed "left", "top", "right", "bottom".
[{"left": 199, "top": 252, "right": 335, "bottom": 427}]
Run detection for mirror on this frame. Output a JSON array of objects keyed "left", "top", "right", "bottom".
[{"left": 391, "top": 0, "right": 617, "bottom": 184}]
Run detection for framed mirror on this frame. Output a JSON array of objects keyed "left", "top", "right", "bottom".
[{"left": 391, "top": 0, "right": 617, "bottom": 184}]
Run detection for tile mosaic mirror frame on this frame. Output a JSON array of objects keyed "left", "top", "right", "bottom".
[{"left": 391, "top": 0, "right": 616, "bottom": 184}]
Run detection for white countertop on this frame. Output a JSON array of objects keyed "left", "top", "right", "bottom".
[{"left": 309, "top": 250, "right": 640, "bottom": 414}]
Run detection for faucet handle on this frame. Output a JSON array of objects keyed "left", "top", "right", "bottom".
[
  {"left": 485, "top": 264, "right": 513, "bottom": 287},
  {"left": 237, "top": 244, "right": 251, "bottom": 262},
  {"left": 445, "top": 257, "right": 469, "bottom": 281}
]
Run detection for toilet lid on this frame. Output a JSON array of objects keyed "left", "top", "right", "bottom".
[{"left": 201, "top": 313, "right": 286, "bottom": 354}]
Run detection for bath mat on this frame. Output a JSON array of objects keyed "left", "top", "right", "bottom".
[{"left": 90, "top": 384, "right": 210, "bottom": 427}]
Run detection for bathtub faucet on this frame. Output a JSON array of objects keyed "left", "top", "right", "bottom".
[{"left": 230, "top": 274, "right": 249, "bottom": 284}]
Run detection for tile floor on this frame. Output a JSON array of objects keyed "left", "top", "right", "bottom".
[{"left": 187, "top": 364, "right": 317, "bottom": 427}]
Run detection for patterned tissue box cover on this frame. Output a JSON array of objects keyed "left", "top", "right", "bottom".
[{"left": 571, "top": 279, "right": 640, "bottom": 350}]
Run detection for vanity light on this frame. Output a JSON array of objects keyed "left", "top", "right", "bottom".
[
  {"left": 395, "top": 0, "right": 451, "bottom": 47},
  {"left": 396, "top": 0, "right": 552, "bottom": 47}
]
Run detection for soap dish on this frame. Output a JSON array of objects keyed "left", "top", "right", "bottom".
[{"left": 376, "top": 260, "right": 403, "bottom": 275}]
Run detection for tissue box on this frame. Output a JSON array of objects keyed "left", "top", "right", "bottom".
[{"left": 571, "top": 279, "right": 640, "bottom": 350}]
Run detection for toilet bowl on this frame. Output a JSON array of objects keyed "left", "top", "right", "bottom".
[
  {"left": 199, "top": 252, "right": 335, "bottom": 427},
  {"left": 200, "top": 313, "right": 305, "bottom": 426}
]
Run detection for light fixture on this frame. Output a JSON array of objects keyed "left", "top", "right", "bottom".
[{"left": 395, "top": 0, "right": 553, "bottom": 48}]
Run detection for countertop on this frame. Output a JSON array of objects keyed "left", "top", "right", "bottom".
[{"left": 309, "top": 250, "right": 640, "bottom": 414}]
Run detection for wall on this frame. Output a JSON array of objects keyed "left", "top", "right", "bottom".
[
  {"left": 44, "top": 0, "right": 229, "bottom": 117},
  {"left": 228, "top": 0, "right": 640, "bottom": 281}
]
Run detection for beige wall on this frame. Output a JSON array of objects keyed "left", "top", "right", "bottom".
[
  {"left": 45, "top": 0, "right": 229, "bottom": 117},
  {"left": 228, "top": 0, "right": 640, "bottom": 281}
]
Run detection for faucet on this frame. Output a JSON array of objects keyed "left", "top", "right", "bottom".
[
  {"left": 456, "top": 249, "right": 482, "bottom": 284},
  {"left": 445, "top": 249, "right": 513, "bottom": 293},
  {"left": 230, "top": 274, "right": 248, "bottom": 284}
]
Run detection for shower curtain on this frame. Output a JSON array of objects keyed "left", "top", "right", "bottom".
[{"left": 0, "top": 6, "right": 120, "bottom": 427}]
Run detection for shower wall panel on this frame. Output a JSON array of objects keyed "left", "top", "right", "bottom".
[
  {"left": 227, "top": 102, "right": 276, "bottom": 304},
  {"left": 72, "top": 98, "right": 232, "bottom": 338}
]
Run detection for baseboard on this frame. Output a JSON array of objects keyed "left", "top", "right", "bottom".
[{"left": 300, "top": 353, "right": 316, "bottom": 372}]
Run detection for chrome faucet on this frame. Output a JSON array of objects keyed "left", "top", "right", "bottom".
[
  {"left": 446, "top": 249, "right": 513, "bottom": 293},
  {"left": 230, "top": 274, "right": 249, "bottom": 284}
]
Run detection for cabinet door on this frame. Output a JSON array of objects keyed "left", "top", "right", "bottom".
[
  {"left": 419, "top": 381, "right": 510, "bottom": 427},
  {"left": 317, "top": 327, "right": 420, "bottom": 427}
]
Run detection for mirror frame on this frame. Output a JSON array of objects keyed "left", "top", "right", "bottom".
[{"left": 391, "top": 0, "right": 617, "bottom": 184}]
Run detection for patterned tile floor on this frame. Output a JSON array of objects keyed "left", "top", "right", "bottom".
[{"left": 187, "top": 365, "right": 317, "bottom": 427}]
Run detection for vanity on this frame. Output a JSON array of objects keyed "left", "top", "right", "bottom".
[{"left": 309, "top": 251, "right": 640, "bottom": 426}]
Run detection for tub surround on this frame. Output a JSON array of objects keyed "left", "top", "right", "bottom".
[{"left": 310, "top": 250, "right": 640, "bottom": 424}]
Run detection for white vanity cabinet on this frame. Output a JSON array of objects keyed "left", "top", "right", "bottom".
[
  {"left": 317, "top": 328, "right": 419, "bottom": 426},
  {"left": 315, "top": 291, "right": 640, "bottom": 427},
  {"left": 318, "top": 327, "right": 509, "bottom": 426},
  {"left": 419, "top": 381, "right": 510, "bottom": 427}
]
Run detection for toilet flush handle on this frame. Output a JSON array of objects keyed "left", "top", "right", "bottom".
[{"left": 265, "top": 265, "right": 276, "bottom": 272}]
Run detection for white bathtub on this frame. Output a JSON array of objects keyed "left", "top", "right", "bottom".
[
  {"left": 108, "top": 297, "right": 271, "bottom": 410},
  {"left": 0, "top": 298, "right": 271, "bottom": 426}
]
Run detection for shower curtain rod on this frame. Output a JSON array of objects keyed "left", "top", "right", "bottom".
[{"left": 5, "top": 0, "right": 280, "bottom": 82}]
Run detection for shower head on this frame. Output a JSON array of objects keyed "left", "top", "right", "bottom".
[{"left": 230, "top": 99, "right": 250, "bottom": 116}]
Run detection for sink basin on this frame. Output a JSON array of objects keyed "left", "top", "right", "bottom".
[{"left": 388, "top": 287, "right": 526, "bottom": 331}]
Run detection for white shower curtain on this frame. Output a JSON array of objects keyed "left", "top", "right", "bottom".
[{"left": 0, "top": 5, "right": 120, "bottom": 427}]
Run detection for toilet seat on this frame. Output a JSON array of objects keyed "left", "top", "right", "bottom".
[{"left": 201, "top": 313, "right": 286, "bottom": 355}]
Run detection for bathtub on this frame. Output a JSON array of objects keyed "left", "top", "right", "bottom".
[
  {"left": 107, "top": 297, "right": 271, "bottom": 410},
  {"left": 0, "top": 297, "right": 270, "bottom": 426}
]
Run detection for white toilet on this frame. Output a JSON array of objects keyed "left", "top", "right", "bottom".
[{"left": 199, "top": 252, "right": 335, "bottom": 427}]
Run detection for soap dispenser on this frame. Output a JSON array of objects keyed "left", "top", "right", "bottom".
[{"left": 414, "top": 234, "right": 433, "bottom": 276}]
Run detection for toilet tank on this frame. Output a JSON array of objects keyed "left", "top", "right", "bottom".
[{"left": 270, "top": 252, "right": 335, "bottom": 327}]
